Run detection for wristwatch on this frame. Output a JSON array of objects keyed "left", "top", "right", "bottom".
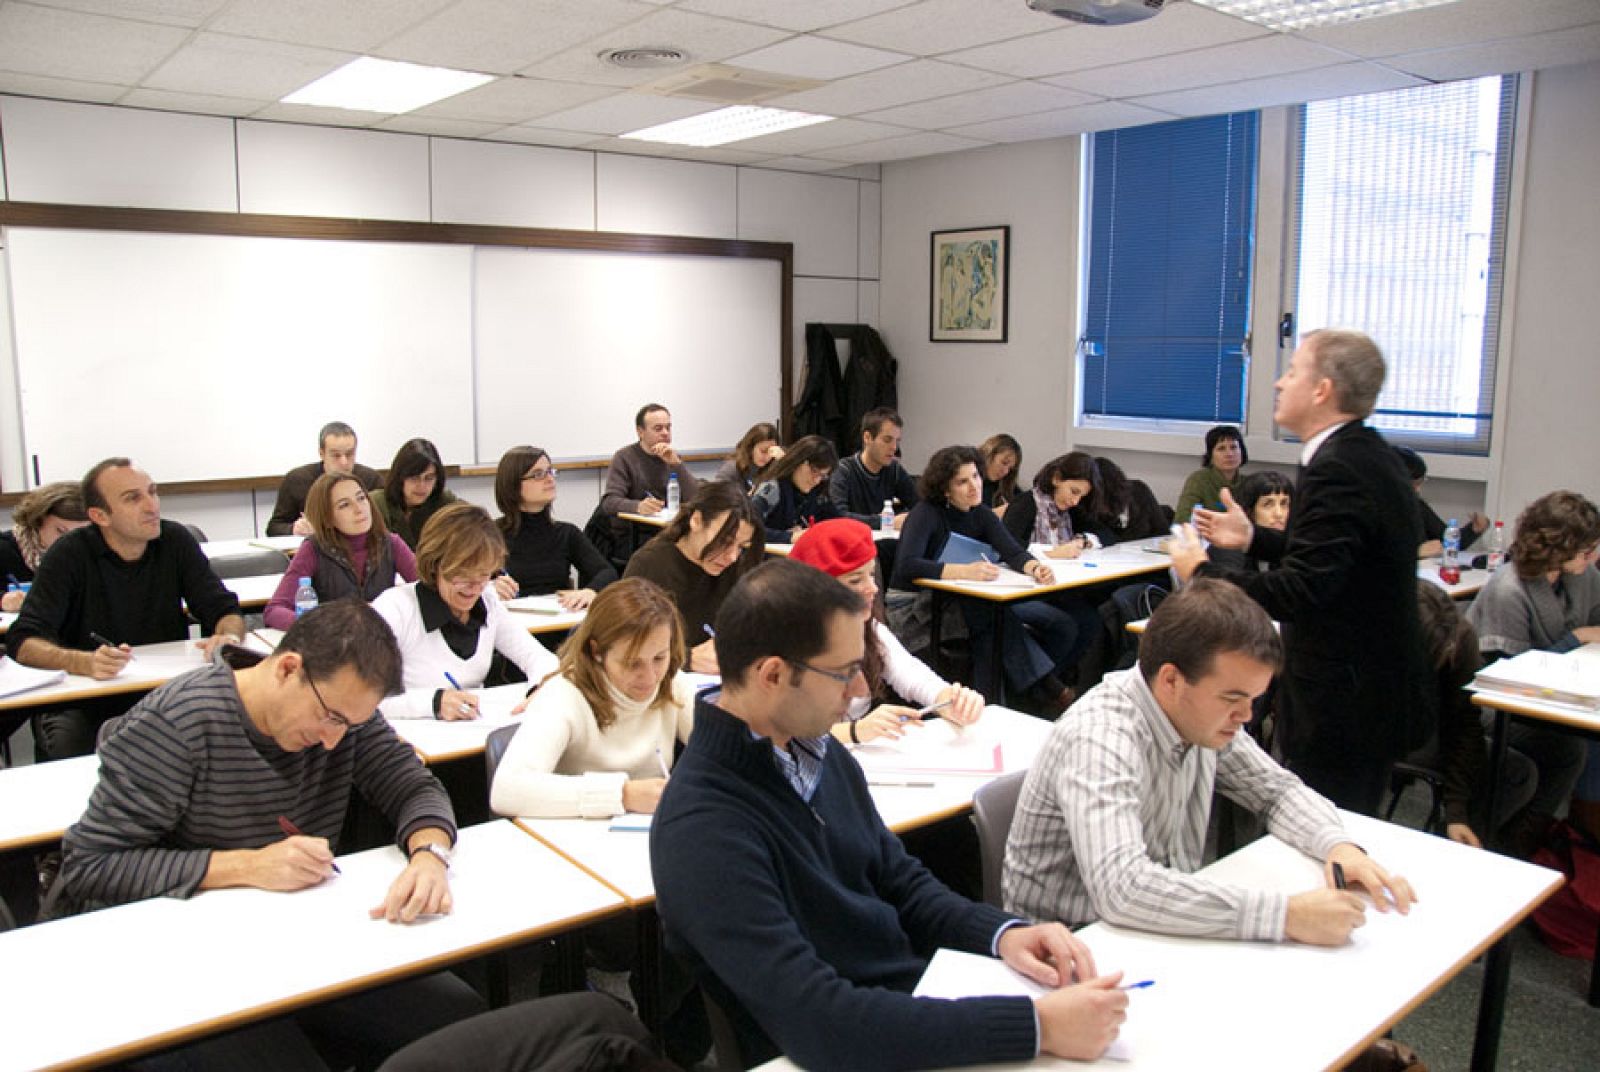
[{"left": 408, "top": 842, "right": 454, "bottom": 870}]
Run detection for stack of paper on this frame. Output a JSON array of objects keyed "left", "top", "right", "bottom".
[
  {"left": 0, "top": 656, "right": 66, "bottom": 699},
  {"left": 505, "top": 594, "right": 566, "bottom": 615},
  {"left": 1472, "top": 649, "right": 1600, "bottom": 710}
]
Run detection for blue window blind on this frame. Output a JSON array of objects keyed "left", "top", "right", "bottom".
[{"left": 1082, "top": 112, "right": 1258, "bottom": 423}]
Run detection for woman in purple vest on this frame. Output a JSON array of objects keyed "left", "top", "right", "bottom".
[{"left": 263, "top": 472, "right": 417, "bottom": 629}]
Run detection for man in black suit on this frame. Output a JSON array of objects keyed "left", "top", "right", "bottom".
[{"left": 1171, "top": 329, "right": 1433, "bottom": 815}]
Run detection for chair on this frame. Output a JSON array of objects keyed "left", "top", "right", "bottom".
[
  {"left": 180, "top": 522, "right": 208, "bottom": 543},
  {"left": 207, "top": 548, "right": 289, "bottom": 580},
  {"left": 701, "top": 990, "right": 748, "bottom": 1072},
  {"left": 1384, "top": 760, "right": 1447, "bottom": 834},
  {"left": 970, "top": 771, "right": 1027, "bottom": 909},
  {"left": 483, "top": 723, "right": 521, "bottom": 788}
]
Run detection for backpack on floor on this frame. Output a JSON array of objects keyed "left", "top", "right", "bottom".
[{"left": 1530, "top": 822, "right": 1600, "bottom": 960}]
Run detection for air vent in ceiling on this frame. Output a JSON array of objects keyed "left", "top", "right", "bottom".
[
  {"left": 641, "top": 63, "right": 823, "bottom": 105},
  {"left": 600, "top": 47, "right": 689, "bottom": 70}
]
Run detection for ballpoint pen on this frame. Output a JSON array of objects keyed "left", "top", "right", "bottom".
[{"left": 278, "top": 816, "right": 340, "bottom": 873}]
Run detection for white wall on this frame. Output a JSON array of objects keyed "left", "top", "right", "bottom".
[
  {"left": 0, "top": 97, "right": 880, "bottom": 538},
  {"left": 877, "top": 60, "right": 1600, "bottom": 532}
]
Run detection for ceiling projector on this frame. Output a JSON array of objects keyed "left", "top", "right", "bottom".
[{"left": 1026, "top": 0, "right": 1168, "bottom": 26}]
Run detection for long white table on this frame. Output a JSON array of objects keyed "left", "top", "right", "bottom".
[
  {"left": 0, "top": 638, "right": 246, "bottom": 713},
  {"left": 0, "top": 821, "right": 628, "bottom": 1072},
  {"left": 756, "top": 812, "right": 1561, "bottom": 1072},
  {"left": 0, "top": 754, "right": 98, "bottom": 854},
  {"left": 200, "top": 536, "right": 302, "bottom": 560}
]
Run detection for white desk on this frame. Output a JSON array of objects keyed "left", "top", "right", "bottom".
[
  {"left": 388, "top": 683, "right": 532, "bottom": 765},
  {"left": 0, "top": 610, "right": 15, "bottom": 635},
  {"left": 0, "top": 639, "right": 225, "bottom": 713},
  {"left": 0, "top": 755, "right": 98, "bottom": 853},
  {"left": 223, "top": 572, "right": 287, "bottom": 610},
  {"left": 201, "top": 536, "right": 302, "bottom": 560},
  {"left": 502, "top": 594, "right": 587, "bottom": 635},
  {"left": 1419, "top": 558, "right": 1489, "bottom": 599},
  {"left": 755, "top": 813, "right": 1560, "bottom": 1072},
  {"left": 0, "top": 820, "right": 627, "bottom": 1072}
]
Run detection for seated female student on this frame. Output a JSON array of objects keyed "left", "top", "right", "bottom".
[
  {"left": 490, "top": 578, "right": 692, "bottom": 818},
  {"left": 1175, "top": 424, "right": 1245, "bottom": 522},
  {"left": 1089, "top": 456, "right": 1168, "bottom": 544},
  {"left": 714, "top": 422, "right": 784, "bottom": 491},
  {"left": 494, "top": 444, "right": 616, "bottom": 611},
  {"left": 373, "top": 502, "right": 558, "bottom": 720},
  {"left": 1467, "top": 490, "right": 1600, "bottom": 837},
  {"left": 263, "top": 472, "right": 417, "bottom": 630},
  {"left": 1207, "top": 470, "right": 1293, "bottom": 573},
  {"left": 623, "top": 481, "right": 763, "bottom": 674},
  {"left": 790, "top": 520, "right": 984, "bottom": 744},
  {"left": 1415, "top": 581, "right": 1582, "bottom": 858},
  {"left": 0, "top": 482, "right": 89, "bottom": 612},
  {"left": 977, "top": 433, "right": 1022, "bottom": 515},
  {"left": 751, "top": 434, "right": 839, "bottom": 544},
  {"left": 893, "top": 445, "right": 1084, "bottom": 715},
  {"left": 1002, "top": 452, "right": 1113, "bottom": 558},
  {"left": 371, "top": 438, "right": 459, "bottom": 551}
]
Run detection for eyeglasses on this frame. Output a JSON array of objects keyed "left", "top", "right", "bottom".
[
  {"left": 523, "top": 467, "right": 558, "bottom": 481},
  {"left": 444, "top": 573, "right": 493, "bottom": 591},
  {"left": 786, "top": 658, "right": 865, "bottom": 688},
  {"left": 304, "top": 671, "right": 361, "bottom": 733}
]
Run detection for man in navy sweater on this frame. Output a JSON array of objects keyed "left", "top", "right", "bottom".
[{"left": 650, "top": 559, "right": 1127, "bottom": 1071}]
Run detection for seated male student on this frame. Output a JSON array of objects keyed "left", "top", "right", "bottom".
[
  {"left": 601, "top": 404, "right": 701, "bottom": 539},
  {"left": 56, "top": 599, "right": 483, "bottom": 1071},
  {"left": 1004, "top": 578, "right": 1415, "bottom": 944},
  {"left": 267, "top": 420, "right": 382, "bottom": 537},
  {"left": 651, "top": 559, "right": 1128, "bottom": 1071},
  {"left": 828, "top": 406, "right": 918, "bottom": 529},
  {"left": 8, "top": 457, "right": 246, "bottom": 761}
]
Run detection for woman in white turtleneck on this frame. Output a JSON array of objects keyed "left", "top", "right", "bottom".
[{"left": 490, "top": 577, "right": 693, "bottom": 819}]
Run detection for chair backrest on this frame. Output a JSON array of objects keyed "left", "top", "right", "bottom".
[
  {"left": 207, "top": 548, "right": 290, "bottom": 580},
  {"left": 180, "top": 521, "right": 209, "bottom": 543},
  {"left": 971, "top": 770, "right": 1028, "bottom": 909},
  {"left": 483, "top": 723, "right": 521, "bottom": 789}
]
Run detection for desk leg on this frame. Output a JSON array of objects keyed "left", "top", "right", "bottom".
[
  {"left": 635, "top": 906, "right": 664, "bottom": 1039},
  {"left": 486, "top": 952, "right": 510, "bottom": 1008},
  {"left": 1470, "top": 936, "right": 1513, "bottom": 1072},
  {"left": 1484, "top": 712, "right": 1509, "bottom": 840},
  {"left": 991, "top": 604, "right": 1007, "bottom": 707}
]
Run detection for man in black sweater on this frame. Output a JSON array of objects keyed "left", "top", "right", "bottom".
[
  {"left": 651, "top": 559, "right": 1126, "bottom": 1070},
  {"left": 829, "top": 406, "right": 918, "bottom": 528}
]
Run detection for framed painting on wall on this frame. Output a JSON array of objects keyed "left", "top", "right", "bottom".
[{"left": 930, "top": 225, "right": 1009, "bottom": 343}]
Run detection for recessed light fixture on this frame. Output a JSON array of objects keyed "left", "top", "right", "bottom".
[
  {"left": 1189, "top": 0, "right": 1461, "bottom": 31},
  {"left": 620, "top": 105, "right": 833, "bottom": 148},
  {"left": 282, "top": 57, "right": 494, "bottom": 114}
]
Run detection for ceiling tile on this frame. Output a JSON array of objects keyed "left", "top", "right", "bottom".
[
  {"left": 410, "top": 76, "right": 614, "bottom": 124},
  {"left": 859, "top": 79, "right": 1096, "bottom": 129},
  {"left": 947, "top": 99, "right": 1176, "bottom": 142},
  {"left": 516, "top": 8, "right": 790, "bottom": 85},
  {"left": 767, "top": 59, "right": 1011, "bottom": 116},
  {"left": 946, "top": 3, "right": 1264, "bottom": 78},
  {"left": 141, "top": 32, "right": 354, "bottom": 100},
  {"left": 822, "top": 129, "right": 989, "bottom": 162},
  {"left": 1046, "top": 33, "right": 1352, "bottom": 99},
  {"left": 675, "top": 0, "right": 915, "bottom": 34},
  {"left": 1131, "top": 61, "right": 1424, "bottom": 117},
  {"left": 0, "top": 72, "right": 125, "bottom": 103},
  {"left": 373, "top": 0, "right": 652, "bottom": 75},
  {"left": 482, "top": 125, "right": 606, "bottom": 147},
  {"left": 22, "top": 0, "right": 226, "bottom": 27},
  {"left": 206, "top": 0, "right": 456, "bottom": 53},
  {"left": 823, "top": 0, "right": 1062, "bottom": 56},
  {"left": 374, "top": 113, "right": 505, "bottom": 137},
  {"left": 0, "top": 3, "right": 189, "bottom": 84},
  {"left": 119, "top": 86, "right": 265, "bottom": 115},
  {"left": 730, "top": 116, "right": 917, "bottom": 154},
  {"left": 530, "top": 92, "right": 718, "bottom": 135},
  {"left": 729, "top": 35, "right": 908, "bottom": 80},
  {"left": 1298, "top": 0, "right": 1600, "bottom": 60},
  {"left": 1388, "top": 21, "right": 1600, "bottom": 82}
]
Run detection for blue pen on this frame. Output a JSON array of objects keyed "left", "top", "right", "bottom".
[
  {"left": 443, "top": 671, "right": 463, "bottom": 690},
  {"left": 655, "top": 747, "right": 671, "bottom": 779},
  {"left": 1120, "top": 980, "right": 1155, "bottom": 991},
  {"left": 702, "top": 624, "right": 716, "bottom": 639}
]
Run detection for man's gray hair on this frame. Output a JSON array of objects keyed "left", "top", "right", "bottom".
[{"left": 1304, "top": 329, "right": 1386, "bottom": 418}]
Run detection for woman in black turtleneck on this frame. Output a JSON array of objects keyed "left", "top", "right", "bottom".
[{"left": 494, "top": 445, "right": 617, "bottom": 611}]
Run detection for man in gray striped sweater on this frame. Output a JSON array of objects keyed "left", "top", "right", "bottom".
[
  {"left": 1003, "top": 579, "right": 1416, "bottom": 947},
  {"left": 58, "top": 599, "right": 483, "bottom": 1069}
]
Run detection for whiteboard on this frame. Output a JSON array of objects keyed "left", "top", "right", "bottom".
[
  {"left": 473, "top": 246, "right": 782, "bottom": 460},
  {"left": 6, "top": 227, "right": 474, "bottom": 484}
]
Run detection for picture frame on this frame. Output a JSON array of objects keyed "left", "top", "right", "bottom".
[{"left": 930, "top": 225, "right": 1009, "bottom": 343}]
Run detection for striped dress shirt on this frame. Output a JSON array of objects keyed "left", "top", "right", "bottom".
[{"left": 1002, "top": 668, "right": 1348, "bottom": 941}]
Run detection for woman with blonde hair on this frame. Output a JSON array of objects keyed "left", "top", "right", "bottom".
[
  {"left": 491, "top": 578, "right": 692, "bottom": 818},
  {"left": 1, "top": 482, "right": 88, "bottom": 611}
]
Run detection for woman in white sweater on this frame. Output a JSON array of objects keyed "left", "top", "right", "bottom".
[
  {"left": 789, "top": 519, "right": 984, "bottom": 745},
  {"left": 491, "top": 577, "right": 692, "bottom": 818},
  {"left": 373, "top": 502, "right": 559, "bottom": 721}
]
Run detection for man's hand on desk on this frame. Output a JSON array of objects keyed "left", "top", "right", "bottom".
[
  {"left": 1034, "top": 973, "right": 1128, "bottom": 1061},
  {"left": 204, "top": 835, "right": 335, "bottom": 892},
  {"left": 87, "top": 643, "right": 132, "bottom": 679},
  {"left": 1326, "top": 843, "right": 1416, "bottom": 914},
  {"left": 371, "top": 833, "right": 454, "bottom": 923},
  {"left": 194, "top": 633, "right": 244, "bottom": 659},
  {"left": 1192, "top": 488, "right": 1253, "bottom": 551},
  {"left": 998, "top": 921, "right": 1097, "bottom": 988},
  {"left": 1285, "top": 888, "right": 1367, "bottom": 946}
]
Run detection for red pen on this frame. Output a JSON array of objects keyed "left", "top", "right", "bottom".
[{"left": 278, "top": 816, "right": 340, "bottom": 874}]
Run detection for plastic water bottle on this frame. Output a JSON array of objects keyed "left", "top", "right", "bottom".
[
  {"left": 880, "top": 499, "right": 895, "bottom": 534},
  {"left": 1440, "top": 518, "right": 1462, "bottom": 585},
  {"left": 665, "top": 472, "right": 680, "bottom": 515},
  {"left": 294, "top": 576, "right": 319, "bottom": 618},
  {"left": 1486, "top": 520, "right": 1506, "bottom": 573}
]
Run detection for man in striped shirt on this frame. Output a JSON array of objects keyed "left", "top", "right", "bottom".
[{"left": 1004, "top": 579, "right": 1416, "bottom": 945}]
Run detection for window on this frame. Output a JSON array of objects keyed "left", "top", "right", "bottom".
[
  {"left": 1080, "top": 112, "right": 1258, "bottom": 428},
  {"left": 1289, "top": 76, "right": 1516, "bottom": 454}
]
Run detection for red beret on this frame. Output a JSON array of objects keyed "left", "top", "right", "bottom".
[{"left": 789, "top": 519, "right": 876, "bottom": 577}]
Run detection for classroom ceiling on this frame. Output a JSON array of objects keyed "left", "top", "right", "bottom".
[{"left": 0, "top": 0, "right": 1596, "bottom": 173}]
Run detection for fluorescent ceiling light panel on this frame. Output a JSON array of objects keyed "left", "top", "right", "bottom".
[
  {"left": 282, "top": 57, "right": 493, "bottom": 114},
  {"left": 1190, "top": 0, "right": 1462, "bottom": 31},
  {"left": 620, "top": 105, "right": 833, "bottom": 147}
]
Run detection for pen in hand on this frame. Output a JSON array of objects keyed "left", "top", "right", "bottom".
[
  {"left": 911, "top": 699, "right": 953, "bottom": 721},
  {"left": 655, "top": 746, "right": 671, "bottom": 779},
  {"left": 278, "top": 816, "right": 340, "bottom": 874},
  {"left": 1332, "top": 861, "right": 1347, "bottom": 890}
]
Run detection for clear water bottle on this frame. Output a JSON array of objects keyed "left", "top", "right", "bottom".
[
  {"left": 880, "top": 499, "right": 895, "bottom": 534},
  {"left": 665, "top": 472, "right": 680, "bottom": 514},
  {"left": 1440, "top": 518, "right": 1462, "bottom": 585},
  {"left": 1486, "top": 520, "right": 1506, "bottom": 573},
  {"left": 294, "top": 576, "right": 319, "bottom": 618}
]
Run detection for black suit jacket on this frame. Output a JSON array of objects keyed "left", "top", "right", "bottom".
[{"left": 1200, "top": 421, "right": 1434, "bottom": 769}]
